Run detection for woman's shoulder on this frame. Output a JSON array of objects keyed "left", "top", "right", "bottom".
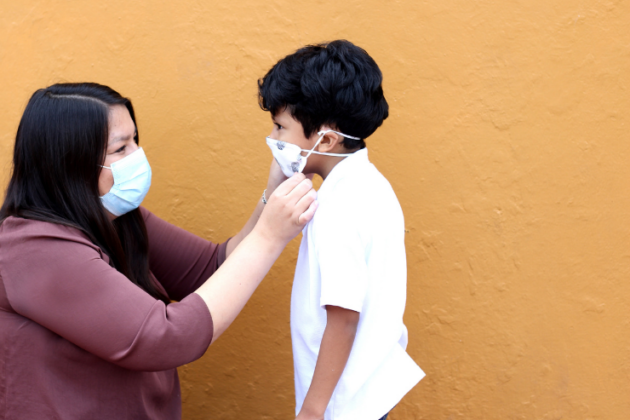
[
  {"left": 138, "top": 206, "right": 161, "bottom": 230},
  {"left": 1, "top": 215, "right": 86, "bottom": 237},
  {"left": 0, "top": 216, "right": 100, "bottom": 256}
]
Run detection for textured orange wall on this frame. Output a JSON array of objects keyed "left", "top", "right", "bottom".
[{"left": 1, "top": 1, "right": 630, "bottom": 419}]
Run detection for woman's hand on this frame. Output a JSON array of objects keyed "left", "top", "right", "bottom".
[
  {"left": 266, "top": 158, "right": 315, "bottom": 196},
  {"left": 254, "top": 173, "right": 318, "bottom": 247},
  {"left": 226, "top": 160, "right": 316, "bottom": 257}
]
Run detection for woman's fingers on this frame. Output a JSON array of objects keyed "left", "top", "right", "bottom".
[
  {"left": 271, "top": 175, "right": 314, "bottom": 211},
  {"left": 297, "top": 198, "right": 319, "bottom": 226},
  {"left": 285, "top": 178, "right": 314, "bottom": 203},
  {"left": 254, "top": 172, "right": 318, "bottom": 246},
  {"left": 273, "top": 173, "right": 306, "bottom": 197},
  {"left": 294, "top": 189, "right": 317, "bottom": 223}
]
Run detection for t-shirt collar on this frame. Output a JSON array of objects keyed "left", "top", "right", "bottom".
[{"left": 322, "top": 148, "right": 369, "bottom": 185}]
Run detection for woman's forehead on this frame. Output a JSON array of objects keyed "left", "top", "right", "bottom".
[{"left": 108, "top": 105, "right": 136, "bottom": 144}]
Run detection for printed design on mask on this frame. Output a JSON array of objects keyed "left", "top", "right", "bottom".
[
  {"left": 291, "top": 161, "right": 301, "bottom": 173},
  {"left": 277, "top": 141, "right": 286, "bottom": 150}
]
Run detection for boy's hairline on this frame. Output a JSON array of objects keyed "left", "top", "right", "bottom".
[{"left": 268, "top": 104, "right": 341, "bottom": 135}]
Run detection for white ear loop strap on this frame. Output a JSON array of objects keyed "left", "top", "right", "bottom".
[
  {"left": 303, "top": 130, "right": 362, "bottom": 158},
  {"left": 318, "top": 129, "right": 361, "bottom": 140}
]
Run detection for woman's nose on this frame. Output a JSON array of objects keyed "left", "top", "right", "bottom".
[{"left": 128, "top": 142, "right": 140, "bottom": 155}]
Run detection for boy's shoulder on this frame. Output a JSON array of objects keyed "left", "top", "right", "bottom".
[
  {"left": 323, "top": 156, "right": 398, "bottom": 207},
  {"left": 314, "top": 154, "right": 403, "bottom": 230}
]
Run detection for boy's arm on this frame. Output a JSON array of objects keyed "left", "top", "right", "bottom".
[{"left": 296, "top": 305, "right": 360, "bottom": 420}]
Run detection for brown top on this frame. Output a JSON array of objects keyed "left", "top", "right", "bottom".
[{"left": 0, "top": 207, "right": 228, "bottom": 419}]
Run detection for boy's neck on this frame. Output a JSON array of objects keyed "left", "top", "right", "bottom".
[
  {"left": 316, "top": 155, "right": 349, "bottom": 180},
  {"left": 313, "top": 147, "right": 362, "bottom": 180}
]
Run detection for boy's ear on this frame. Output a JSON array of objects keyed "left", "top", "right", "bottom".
[{"left": 316, "top": 127, "right": 342, "bottom": 153}]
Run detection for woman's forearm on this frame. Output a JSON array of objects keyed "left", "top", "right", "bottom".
[
  {"left": 225, "top": 198, "right": 265, "bottom": 257},
  {"left": 195, "top": 229, "right": 284, "bottom": 343}
]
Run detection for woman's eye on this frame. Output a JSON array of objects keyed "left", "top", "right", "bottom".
[{"left": 115, "top": 145, "right": 126, "bottom": 153}]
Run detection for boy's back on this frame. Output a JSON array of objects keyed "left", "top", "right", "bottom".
[{"left": 292, "top": 148, "right": 424, "bottom": 419}]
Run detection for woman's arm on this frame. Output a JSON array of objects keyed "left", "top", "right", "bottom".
[
  {"left": 225, "top": 159, "right": 287, "bottom": 257},
  {"left": 143, "top": 161, "right": 288, "bottom": 300},
  {"left": 143, "top": 208, "right": 228, "bottom": 301},
  {"left": 1, "top": 219, "right": 214, "bottom": 371},
  {"left": 195, "top": 173, "right": 317, "bottom": 342},
  {"left": 1, "top": 174, "right": 316, "bottom": 370}
]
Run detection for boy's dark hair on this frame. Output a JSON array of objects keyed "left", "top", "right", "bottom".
[{"left": 258, "top": 40, "right": 388, "bottom": 150}]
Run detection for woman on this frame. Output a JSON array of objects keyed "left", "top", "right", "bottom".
[{"left": 0, "top": 83, "right": 317, "bottom": 419}]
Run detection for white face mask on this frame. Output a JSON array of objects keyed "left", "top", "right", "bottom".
[
  {"left": 100, "top": 147, "right": 152, "bottom": 216},
  {"left": 266, "top": 130, "right": 361, "bottom": 177}
]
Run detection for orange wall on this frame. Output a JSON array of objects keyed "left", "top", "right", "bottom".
[{"left": 2, "top": 1, "right": 629, "bottom": 419}]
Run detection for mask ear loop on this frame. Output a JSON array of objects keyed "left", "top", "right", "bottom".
[
  {"left": 303, "top": 131, "right": 328, "bottom": 159},
  {"left": 302, "top": 129, "right": 362, "bottom": 157},
  {"left": 319, "top": 130, "right": 361, "bottom": 141}
]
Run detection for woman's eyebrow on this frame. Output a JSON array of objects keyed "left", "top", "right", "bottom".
[{"left": 109, "top": 131, "right": 136, "bottom": 145}]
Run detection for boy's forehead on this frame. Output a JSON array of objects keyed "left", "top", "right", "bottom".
[{"left": 273, "top": 109, "right": 296, "bottom": 122}]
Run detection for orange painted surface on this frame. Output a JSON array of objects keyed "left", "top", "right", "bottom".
[{"left": 1, "top": 1, "right": 629, "bottom": 419}]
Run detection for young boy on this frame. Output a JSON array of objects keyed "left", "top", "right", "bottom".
[{"left": 258, "top": 40, "right": 424, "bottom": 420}]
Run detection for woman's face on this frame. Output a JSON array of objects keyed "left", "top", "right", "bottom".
[{"left": 98, "top": 105, "right": 139, "bottom": 197}]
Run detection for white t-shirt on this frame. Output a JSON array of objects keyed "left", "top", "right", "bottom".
[{"left": 291, "top": 148, "right": 425, "bottom": 420}]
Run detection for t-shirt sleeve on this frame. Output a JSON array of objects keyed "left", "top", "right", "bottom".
[
  {"left": 1, "top": 222, "right": 213, "bottom": 372},
  {"left": 141, "top": 207, "right": 229, "bottom": 301},
  {"left": 316, "top": 214, "right": 369, "bottom": 313}
]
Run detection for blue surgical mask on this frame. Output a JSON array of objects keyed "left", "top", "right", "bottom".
[
  {"left": 266, "top": 130, "right": 361, "bottom": 178},
  {"left": 100, "top": 147, "right": 152, "bottom": 216}
]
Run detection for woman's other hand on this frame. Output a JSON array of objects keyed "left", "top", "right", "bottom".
[{"left": 265, "top": 158, "right": 287, "bottom": 196}]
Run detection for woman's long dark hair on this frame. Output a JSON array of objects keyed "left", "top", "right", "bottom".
[{"left": 0, "top": 83, "right": 169, "bottom": 304}]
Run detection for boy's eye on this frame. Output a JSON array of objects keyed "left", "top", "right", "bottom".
[{"left": 274, "top": 123, "right": 283, "bottom": 130}]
